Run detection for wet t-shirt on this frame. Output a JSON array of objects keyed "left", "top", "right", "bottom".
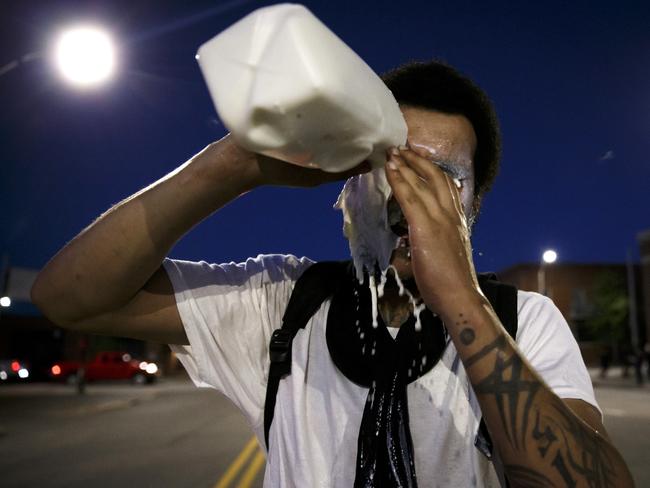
[{"left": 164, "top": 254, "right": 600, "bottom": 488}]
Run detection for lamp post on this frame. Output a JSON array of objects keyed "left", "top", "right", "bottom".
[
  {"left": 537, "top": 249, "right": 557, "bottom": 296},
  {"left": 1, "top": 25, "right": 117, "bottom": 88},
  {"left": 0, "top": 254, "right": 9, "bottom": 320},
  {"left": 54, "top": 25, "right": 116, "bottom": 87}
]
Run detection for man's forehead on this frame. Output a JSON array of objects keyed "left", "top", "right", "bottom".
[
  {"left": 408, "top": 141, "right": 474, "bottom": 178},
  {"left": 401, "top": 107, "right": 477, "bottom": 175}
]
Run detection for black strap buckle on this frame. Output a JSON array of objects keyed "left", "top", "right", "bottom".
[{"left": 269, "top": 329, "right": 292, "bottom": 364}]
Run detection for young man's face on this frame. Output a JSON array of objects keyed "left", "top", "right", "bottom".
[{"left": 388, "top": 106, "right": 477, "bottom": 282}]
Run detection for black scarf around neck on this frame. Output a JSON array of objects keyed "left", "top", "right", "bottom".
[{"left": 326, "top": 269, "right": 447, "bottom": 488}]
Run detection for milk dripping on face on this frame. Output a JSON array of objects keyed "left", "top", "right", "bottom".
[
  {"left": 364, "top": 266, "right": 426, "bottom": 331},
  {"left": 339, "top": 168, "right": 463, "bottom": 333}
]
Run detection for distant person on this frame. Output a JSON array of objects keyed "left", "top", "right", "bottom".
[
  {"left": 31, "top": 61, "right": 634, "bottom": 487},
  {"left": 633, "top": 345, "right": 645, "bottom": 386},
  {"left": 599, "top": 345, "right": 611, "bottom": 379}
]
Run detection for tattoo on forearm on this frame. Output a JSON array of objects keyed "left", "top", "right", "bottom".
[
  {"left": 465, "top": 335, "right": 507, "bottom": 369},
  {"left": 549, "top": 402, "right": 615, "bottom": 487},
  {"left": 502, "top": 465, "right": 554, "bottom": 487},
  {"left": 552, "top": 451, "right": 577, "bottom": 487},
  {"left": 456, "top": 314, "right": 475, "bottom": 345},
  {"left": 532, "top": 410, "right": 558, "bottom": 458},
  {"left": 468, "top": 336, "right": 541, "bottom": 450},
  {"left": 459, "top": 327, "right": 475, "bottom": 345},
  {"left": 465, "top": 332, "right": 618, "bottom": 487}
]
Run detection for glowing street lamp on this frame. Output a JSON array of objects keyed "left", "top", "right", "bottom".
[
  {"left": 54, "top": 26, "right": 116, "bottom": 87},
  {"left": 0, "top": 296, "right": 10, "bottom": 308},
  {"left": 542, "top": 250, "right": 557, "bottom": 264},
  {"left": 538, "top": 249, "right": 558, "bottom": 295}
]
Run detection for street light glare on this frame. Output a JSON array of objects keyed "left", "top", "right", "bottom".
[
  {"left": 542, "top": 250, "right": 558, "bottom": 264},
  {"left": 0, "top": 296, "right": 11, "bottom": 307},
  {"left": 55, "top": 26, "right": 115, "bottom": 86}
]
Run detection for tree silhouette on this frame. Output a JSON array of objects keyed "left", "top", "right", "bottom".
[{"left": 585, "top": 271, "right": 629, "bottom": 362}]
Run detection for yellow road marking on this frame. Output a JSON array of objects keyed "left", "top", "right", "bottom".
[
  {"left": 237, "top": 449, "right": 266, "bottom": 488},
  {"left": 213, "top": 436, "right": 259, "bottom": 488}
]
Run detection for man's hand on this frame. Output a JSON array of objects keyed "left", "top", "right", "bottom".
[
  {"left": 223, "top": 133, "right": 372, "bottom": 188},
  {"left": 383, "top": 145, "right": 479, "bottom": 315},
  {"left": 252, "top": 148, "right": 372, "bottom": 188}
]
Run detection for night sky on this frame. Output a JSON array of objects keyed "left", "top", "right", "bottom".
[{"left": 2, "top": 0, "right": 649, "bottom": 283}]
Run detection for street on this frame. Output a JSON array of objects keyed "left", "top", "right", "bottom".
[
  {"left": 591, "top": 374, "right": 650, "bottom": 487},
  {"left": 0, "top": 378, "right": 264, "bottom": 488},
  {"left": 1, "top": 374, "right": 649, "bottom": 487}
]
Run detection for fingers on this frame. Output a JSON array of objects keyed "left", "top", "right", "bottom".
[
  {"left": 385, "top": 153, "right": 429, "bottom": 224},
  {"left": 385, "top": 146, "right": 467, "bottom": 227},
  {"left": 386, "top": 148, "right": 440, "bottom": 211},
  {"left": 396, "top": 147, "right": 457, "bottom": 210}
]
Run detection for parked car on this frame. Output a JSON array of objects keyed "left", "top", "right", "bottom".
[
  {"left": 50, "top": 351, "right": 159, "bottom": 385},
  {"left": 0, "top": 359, "right": 31, "bottom": 382}
]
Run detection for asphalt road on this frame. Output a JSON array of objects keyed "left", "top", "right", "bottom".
[
  {"left": 0, "top": 378, "right": 264, "bottom": 488},
  {"left": 593, "top": 386, "right": 650, "bottom": 487},
  {"left": 1, "top": 376, "right": 649, "bottom": 487}
]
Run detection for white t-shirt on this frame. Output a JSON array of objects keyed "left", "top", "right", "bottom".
[{"left": 164, "top": 254, "right": 599, "bottom": 488}]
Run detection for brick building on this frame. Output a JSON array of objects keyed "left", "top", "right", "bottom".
[{"left": 497, "top": 262, "right": 646, "bottom": 364}]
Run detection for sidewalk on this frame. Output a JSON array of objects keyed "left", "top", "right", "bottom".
[{"left": 588, "top": 366, "right": 650, "bottom": 391}]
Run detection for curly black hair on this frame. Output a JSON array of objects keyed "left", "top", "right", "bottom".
[{"left": 381, "top": 60, "right": 501, "bottom": 215}]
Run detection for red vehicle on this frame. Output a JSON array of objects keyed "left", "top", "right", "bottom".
[
  {"left": 0, "top": 359, "right": 31, "bottom": 382},
  {"left": 50, "top": 351, "right": 158, "bottom": 384}
]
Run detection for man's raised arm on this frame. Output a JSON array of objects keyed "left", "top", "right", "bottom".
[
  {"left": 31, "top": 135, "right": 369, "bottom": 344},
  {"left": 385, "top": 146, "right": 634, "bottom": 487}
]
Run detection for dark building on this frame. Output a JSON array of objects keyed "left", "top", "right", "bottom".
[
  {"left": 0, "top": 312, "right": 179, "bottom": 380},
  {"left": 497, "top": 262, "right": 646, "bottom": 365},
  {"left": 0, "top": 263, "right": 181, "bottom": 379}
]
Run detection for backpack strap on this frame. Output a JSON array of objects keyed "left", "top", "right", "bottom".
[
  {"left": 263, "top": 265, "right": 520, "bottom": 455},
  {"left": 474, "top": 273, "right": 519, "bottom": 461},
  {"left": 263, "top": 260, "right": 351, "bottom": 448}
]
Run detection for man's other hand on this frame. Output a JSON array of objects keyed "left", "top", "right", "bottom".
[
  {"left": 384, "top": 145, "right": 479, "bottom": 316},
  {"left": 220, "top": 133, "right": 372, "bottom": 188},
  {"left": 255, "top": 153, "right": 372, "bottom": 188}
]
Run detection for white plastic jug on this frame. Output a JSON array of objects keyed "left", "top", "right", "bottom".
[{"left": 196, "top": 3, "right": 407, "bottom": 173}]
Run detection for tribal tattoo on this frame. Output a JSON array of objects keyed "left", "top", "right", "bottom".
[
  {"left": 465, "top": 334, "right": 618, "bottom": 487},
  {"left": 548, "top": 402, "right": 615, "bottom": 487},
  {"left": 502, "top": 465, "right": 554, "bottom": 487},
  {"left": 532, "top": 410, "right": 558, "bottom": 458},
  {"left": 468, "top": 335, "right": 541, "bottom": 450}
]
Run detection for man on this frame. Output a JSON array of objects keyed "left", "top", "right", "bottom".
[{"left": 31, "top": 61, "right": 633, "bottom": 486}]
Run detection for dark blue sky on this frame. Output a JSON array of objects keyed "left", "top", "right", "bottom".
[{"left": 2, "top": 0, "right": 649, "bottom": 276}]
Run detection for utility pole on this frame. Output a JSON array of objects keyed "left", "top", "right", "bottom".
[
  {"left": 0, "top": 254, "right": 10, "bottom": 320},
  {"left": 627, "top": 249, "right": 639, "bottom": 349}
]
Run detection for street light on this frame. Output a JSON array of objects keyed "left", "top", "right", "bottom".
[
  {"left": 542, "top": 250, "right": 557, "bottom": 264},
  {"left": 0, "top": 296, "right": 10, "bottom": 307},
  {"left": 54, "top": 25, "right": 116, "bottom": 87},
  {"left": 538, "top": 249, "right": 557, "bottom": 295}
]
